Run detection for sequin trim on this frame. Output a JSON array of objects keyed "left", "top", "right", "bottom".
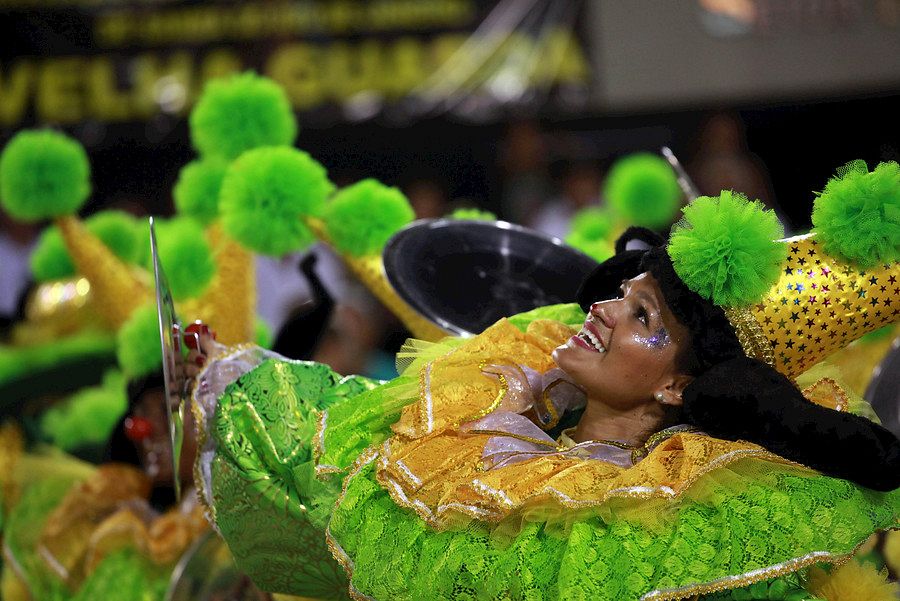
[
  {"left": 724, "top": 305, "right": 776, "bottom": 367},
  {"left": 801, "top": 377, "right": 849, "bottom": 412},
  {"left": 538, "top": 378, "right": 565, "bottom": 430},
  {"left": 468, "top": 428, "right": 562, "bottom": 449}
]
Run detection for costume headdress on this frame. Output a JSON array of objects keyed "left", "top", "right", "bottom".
[{"left": 578, "top": 162, "right": 900, "bottom": 490}]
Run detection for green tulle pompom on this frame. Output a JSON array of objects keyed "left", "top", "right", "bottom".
[
  {"left": 86, "top": 210, "right": 142, "bottom": 264},
  {"left": 668, "top": 191, "right": 785, "bottom": 307},
  {"left": 173, "top": 158, "right": 228, "bottom": 224},
  {"left": 41, "top": 370, "right": 127, "bottom": 451},
  {"left": 604, "top": 153, "right": 681, "bottom": 229},
  {"left": 565, "top": 207, "right": 615, "bottom": 262},
  {"left": 219, "top": 146, "right": 334, "bottom": 256},
  {"left": 190, "top": 72, "right": 297, "bottom": 161},
  {"left": 0, "top": 129, "right": 91, "bottom": 221},
  {"left": 117, "top": 303, "right": 163, "bottom": 378},
  {"left": 255, "top": 317, "right": 272, "bottom": 348},
  {"left": 30, "top": 226, "right": 76, "bottom": 281},
  {"left": 150, "top": 217, "right": 216, "bottom": 301},
  {"left": 811, "top": 160, "right": 900, "bottom": 268},
  {"left": 449, "top": 207, "right": 497, "bottom": 221},
  {"left": 324, "top": 179, "right": 414, "bottom": 257}
]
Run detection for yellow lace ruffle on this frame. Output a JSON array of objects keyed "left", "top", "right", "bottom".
[{"left": 370, "top": 319, "right": 806, "bottom": 529}]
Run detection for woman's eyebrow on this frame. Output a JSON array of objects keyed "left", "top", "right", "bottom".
[{"left": 632, "top": 289, "right": 660, "bottom": 315}]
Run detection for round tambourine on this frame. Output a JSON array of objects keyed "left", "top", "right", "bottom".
[{"left": 383, "top": 219, "right": 598, "bottom": 336}]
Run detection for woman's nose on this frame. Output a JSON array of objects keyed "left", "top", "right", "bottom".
[{"left": 589, "top": 300, "right": 618, "bottom": 328}]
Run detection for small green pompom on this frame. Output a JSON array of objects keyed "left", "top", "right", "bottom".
[
  {"left": 151, "top": 217, "right": 216, "bottom": 301},
  {"left": 668, "top": 191, "right": 786, "bottom": 306},
  {"left": 190, "top": 72, "right": 297, "bottom": 160},
  {"left": 219, "top": 146, "right": 334, "bottom": 256},
  {"left": 172, "top": 158, "right": 228, "bottom": 224},
  {"left": 604, "top": 153, "right": 681, "bottom": 229},
  {"left": 30, "top": 226, "right": 75, "bottom": 281},
  {"left": 41, "top": 369, "right": 127, "bottom": 450},
  {"left": 255, "top": 317, "right": 272, "bottom": 348},
  {"left": 811, "top": 160, "right": 900, "bottom": 268},
  {"left": 324, "top": 179, "right": 414, "bottom": 257},
  {"left": 565, "top": 207, "right": 615, "bottom": 262},
  {"left": 117, "top": 303, "right": 163, "bottom": 378},
  {"left": 449, "top": 207, "right": 497, "bottom": 221},
  {"left": 86, "top": 210, "right": 142, "bottom": 264},
  {"left": 0, "top": 129, "right": 91, "bottom": 221},
  {"left": 31, "top": 212, "right": 141, "bottom": 282}
]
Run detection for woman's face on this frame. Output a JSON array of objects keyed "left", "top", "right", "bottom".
[{"left": 552, "top": 272, "right": 693, "bottom": 409}]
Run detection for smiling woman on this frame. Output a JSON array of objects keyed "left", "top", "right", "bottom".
[
  {"left": 181, "top": 181, "right": 900, "bottom": 601},
  {"left": 554, "top": 273, "right": 694, "bottom": 448}
]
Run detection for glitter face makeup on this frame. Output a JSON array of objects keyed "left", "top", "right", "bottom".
[{"left": 640, "top": 327, "right": 671, "bottom": 349}]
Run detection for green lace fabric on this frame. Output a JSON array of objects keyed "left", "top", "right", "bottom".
[
  {"left": 208, "top": 358, "right": 380, "bottom": 599},
  {"left": 203, "top": 305, "right": 900, "bottom": 601},
  {"left": 327, "top": 457, "right": 899, "bottom": 600}
]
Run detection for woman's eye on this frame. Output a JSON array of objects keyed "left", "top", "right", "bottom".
[{"left": 636, "top": 306, "right": 649, "bottom": 327}]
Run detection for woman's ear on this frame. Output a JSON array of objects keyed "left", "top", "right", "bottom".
[{"left": 654, "top": 374, "right": 694, "bottom": 407}]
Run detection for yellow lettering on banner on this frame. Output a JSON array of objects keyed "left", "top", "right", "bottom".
[
  {"left": 235, "top": 4, "right": 264, "bottom": 39},
  {"left": 95, "top": 12, "right": 131, "bottom": 47},
  {"left": 431, "top": 33, "right": 468, "bottom": 68},
  {"left": 329, "top": 40, "right": 382, "bottom": 101},
  {"left": 87, "top": 57, "right": 132, "bottom": 121},
  {"left": 266, "top": 44, "right": 323, "bottom": 110},
  {"left": 37, "top": 58, "right": 84, "bottom": 124},
  {"left": 327, "top": 1, "right": 357, "bottom": 35},
  {"left": 0, "top": 61, "right": 33, "bottom": 125},
  {"left": 383, "top": 37, "right": 427, "bottom": 98},
  {"left": 131, "top": 52, "right": 194, "bottom": 118},
  {"left": 201, "top": 49, "right": 243, "bottom": 84},
  {"left": 532, "top": 29, "right": 590, "bottom": 85}
]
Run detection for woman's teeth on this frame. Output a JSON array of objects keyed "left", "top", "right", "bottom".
[{"left": 580, "top": 329, "right": 606, "bottom": 353}]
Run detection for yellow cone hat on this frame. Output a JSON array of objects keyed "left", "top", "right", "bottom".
[{"left": 728, "top": 234, "right": 898, "bottom": 378}]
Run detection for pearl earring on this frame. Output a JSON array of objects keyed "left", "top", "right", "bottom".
[{"left": 654, "top": 392, "right": 665, "bottom": 403}]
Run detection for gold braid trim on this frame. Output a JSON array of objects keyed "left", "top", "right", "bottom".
[{"left": 723, "top": 306, "right": 775, "bottom": 367}]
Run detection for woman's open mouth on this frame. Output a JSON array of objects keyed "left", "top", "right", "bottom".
[{"left": 575, "top": 326, "right": 606, "bottom": 353}]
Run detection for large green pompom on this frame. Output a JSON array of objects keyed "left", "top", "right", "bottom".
[
  {"left": 565, "top": 207, "right": 615, "bottom": 262},
  {"left": 604, "top": 153, "right": 681, "bottom": 229},
  {"left": 173, "top": 158, "right": 228, "bottom": 224},
  {"left": 30, "top": 226, "right": 76, "bottom": 281},
  {"left": 219, "top": 146, "right": 334, "bottom": 256},
  {"left": 150, "top": 217, "right": 216, "bottom": 300},
  {"left": 811, "top": 160, "right": 900, "bottom": 267},
  {"left": 190, "top": 72, "right": 297, "bottom": 161},
  {"left": 0, "top": 129, "right": 91, "bottom": 221},
  {"left": 86, "top": 210, "right": 142, "bottom": 264},
  {"left": 117, "top": 303, "right": 163, "bottom": 378},
  {"left": 668, "top": 191, "right": 786, "bottom": 306},
  {"left": 324, "top": 179, "right": 414, "bottom": 257}
]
